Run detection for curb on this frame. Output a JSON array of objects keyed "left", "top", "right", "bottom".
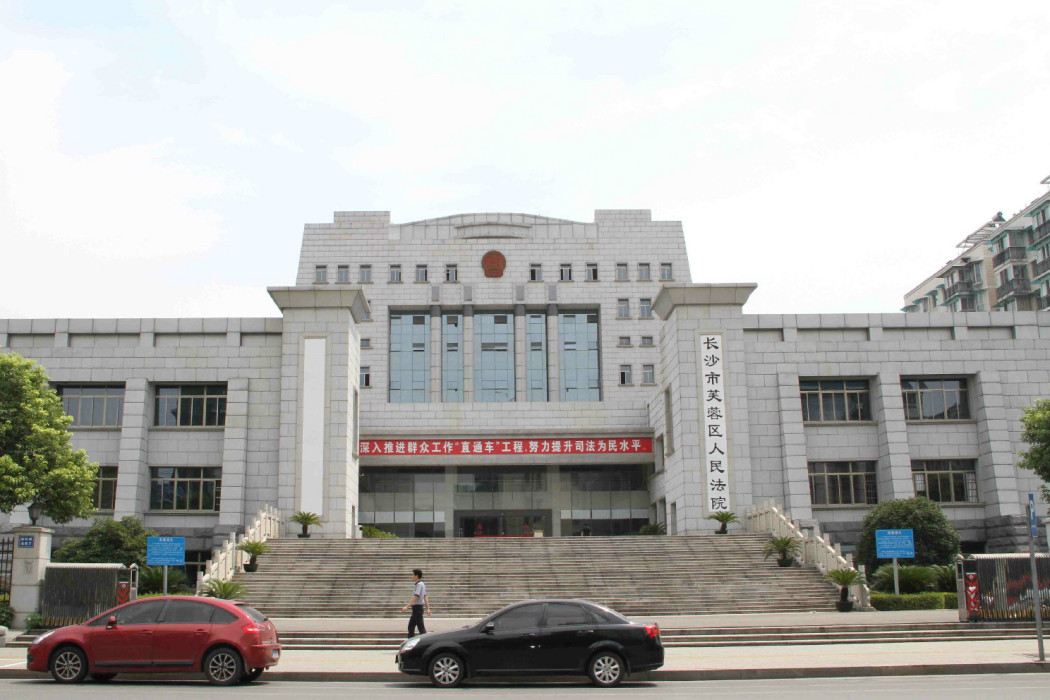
[{"left": 2, "top": 663, "right": 1049, "bottom": 683}]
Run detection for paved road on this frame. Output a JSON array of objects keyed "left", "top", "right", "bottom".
[{"left": 1, "top": 675, "right": 1048, "bottom": 699}]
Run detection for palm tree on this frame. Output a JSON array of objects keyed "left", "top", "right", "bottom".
[
  {"left": 825, "top": 568, "right": 865, "bottom": 611},
  {"left": 237, "top": 540, "right": 270, "bottom": 572},
  {"left": 762, "top": 535, "right": 802, "bottom": 566},
  {"left": 290, "top": 511, "right": 322, "bottom": 538},
  {"left": 202, "top": 579, "right": 247, "bottom": 599},
  {"left": 707, "top": 511, "right": 739, "bottom": 534}
]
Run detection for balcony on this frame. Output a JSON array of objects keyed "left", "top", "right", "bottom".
[
  {"left": 996, "top": 277, "right": 1035, "bottom": 300},
  {"left": 1033, "top": 257, "right": 1050, "bottom": 280},
  {"left": 943, "top": 280, "right": 974, "bottom": 300},
  {"left": 1039, "top": 294, "right": 1050, "bottom": 311},
  {"left": 993, "top": 246, "right": 1028, "bottom": 269},
  {"left": 1034, "top": 219, "right": 1050, "bottom": 244}
]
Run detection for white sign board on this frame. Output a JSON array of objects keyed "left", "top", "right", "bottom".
[{"left": 700, "top": 333, "right": 730, "bottom": 514}]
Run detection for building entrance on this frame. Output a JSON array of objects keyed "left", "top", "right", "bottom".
[{"left": 456, "top": 511, "right": 549, "bottom": 538}]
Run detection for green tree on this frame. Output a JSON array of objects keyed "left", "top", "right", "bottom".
[
  {"left": 1019, "top": 398, "right": 1050, "bottom": 502},
  {"left": 0, "top": 352, "right": 98, "bottom": 522},
  {"left": 856, "top": 497, "right": 960, "bottom": 569},
  {"left": 52, "top": 516, "right": 157, "bottom": 567}
]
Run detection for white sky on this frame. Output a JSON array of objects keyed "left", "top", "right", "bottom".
[{"left": 1, "top": 0, "right": 1049, "bottom": 319}]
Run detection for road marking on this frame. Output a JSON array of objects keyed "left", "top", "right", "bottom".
[{"left": 0, "top": 661, "right": 26, "bottom": 668}]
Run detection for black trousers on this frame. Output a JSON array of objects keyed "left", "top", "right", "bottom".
[{"left": 408, "top": 604, "right": 426, "bottom": 637}]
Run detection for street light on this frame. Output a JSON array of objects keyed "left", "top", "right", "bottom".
[{"left": 28, "top": 501, "right": 43, "bottom": 526}]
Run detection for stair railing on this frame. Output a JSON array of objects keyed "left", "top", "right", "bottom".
[
  {"left": 744, "top": 499, "right": 871, "bottom": 609},
  {"left": 196, "top": 505, "right": 282, "bottom": 595}
]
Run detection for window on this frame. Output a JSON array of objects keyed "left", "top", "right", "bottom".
[
  {"left": 800, "top": 379, "right": 872, "bottom": 422},
  {"left": 475, "top": 313, "right": 515, "bottom": 402},
  {"left": 559, "top": 312, "right": 601, "bottom": 401},
  {"left": 442, "top": 314, "right": 463, "bottom": 402},
  {"left": 586, "top": 263, "right": 598, "bottom": 281},
  {"left": 642, "top": 364, "right": 655, "bottom": 385},
  {"left": 359, "top": 265, "right": 372, "bottom": 283},
  {"left": 526, "top": 313, "right": 548, "bottom": 402},
  {"left": 389, "top": 315, "right": 430, "bottom": 403},
  {"left": 545, "top": 603, "right": 591, "bottom": 627},
  {"left": 638, "top": 263, "right": 651, "bottom": 281},
  {"left": 363, "top": 299, "right": 372, "bottom": 321},
  {"left": 415, "top": 265, "right": 428, "bottom": 283},
  {"left": 161, "top": 600, "right": 215, "bottom": 624},
  {"left": 445, "top": 264, "right": 458, "bottom": 282},
  {"left": 360, "top": 366, "right": 371, "bottom": 388},
  {"left": 619, "top": 365, "right": 632, "bottom": 385},
  {"left": 154, "top": 385, "right": 227, "bottom": 427},
  {"left": 59, "top": 385, "right": 125, "bottom": 427},
  {"left": 389, "top": 265, "right": 402, "bottom": 283},
  {"left": 112, "top": 600, "right": 165, "bottom": 626},
  {"left": 808, "top": 461, "right": 877, "bottom": 506},
  {"left": 912, "top": 459, "right": 978, "bottom": 504},
  {"left": 618, "top": 336, "right": 631, "bottom": 347},
  {"left": 615, "top": 263, "right": 629, "bottom": 281},
  {"left": 660, "top": 263, "right": 673, "bottom": 281},
  {"left": 361, "top": 338, "right": 371, "bottom": 349},
  {"left": 315, "top": 265, "right": 327, "bottom": 283},
  {"left": 560, "top": 264, "right": 572, "bottom": 281},
  {"left": 641, "top": 336, "right": 654, "bottom": 347},
  {"left": 530, "top": 264, "right": 542, "bottom": 281},
  {"left": 93, "top": 466, "right": 118, "bottom": 511},
  {"left": 901, "top": 377, "right": 970, "bottom": 420},
  {"left": 639, "top": 298, "right": 653, "bottom": 319},
  {"left": 492, "top": 603, "right": 543, "bottom": 631},
  {"left": 149, "top": 467, "right": 222, "bottom": 512},
  {"left": 337, "top": 265, "right": 350, "bottom": 283},
  {"left": 184, "top": 550, "right": 210, "bottom": 583},
  {"left": 617, "top": 299, "right": 630, "bottom": 319}
]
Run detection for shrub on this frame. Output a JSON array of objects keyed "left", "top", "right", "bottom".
[
  {"left": 0, "top": 602, "right": 12, "bottom": 627},
  {"left": 943, "top": 592, "right": 959, "bottom": 609},
  {"left": 763, "top": 535, "right": 801, "bottom": 561},
  {"left": 138, "top": 565, "right": 191, "bottom": 595},
  {"left": 52, "top": 516, "right": 157, "bottom": 567},
  {"left": 361, "top": 525, "right": 398, "bottom": 538},
  {"left": 638, "top": 522, "right": 667, "bottom": 536},
  {"left": 856, "top": 498, "right": 960, "bottom": 570},
  {"left": 707, "top": 512, "right": 738, "bottom": 534},
  {"left": 930, "top": 564, "right": 956, "bottom": 592},
  {"left": 24, "top": 613, "right": 44, "bottom": 629},
  {"left": 202, "top": 579, "right": 247, "bottom": 600},
  {"left": 870, "top": 592, "right": 949, "bottom": 611},
  {"left": 237, "top": 540, "right": 270, "bottom": 557},
  {"left": 869, "top": 564, "right": 935, "bottom": 594}
]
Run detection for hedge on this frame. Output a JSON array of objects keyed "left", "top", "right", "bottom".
[{"left": 870, "top": 592, "right": 958, "bottom": 611}]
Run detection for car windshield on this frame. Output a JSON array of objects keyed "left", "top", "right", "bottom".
[{"left": 236, "top": 604, "right": 267, "bottom": 623}]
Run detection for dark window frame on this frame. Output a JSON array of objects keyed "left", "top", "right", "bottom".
[
  {"left": 808, "top": 461, "right": 878, "bottom": 506},
  {"left": 800, "top": 379, "right": 872, "bottom": 423}
]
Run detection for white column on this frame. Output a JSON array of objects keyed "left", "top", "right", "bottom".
[{"left": 10, "top": 526, "right": 53, "bottom": 628}]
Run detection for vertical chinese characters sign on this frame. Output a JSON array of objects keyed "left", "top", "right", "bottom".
[{"left": 700, "top": 333, "right": 730, "bottom": 514}]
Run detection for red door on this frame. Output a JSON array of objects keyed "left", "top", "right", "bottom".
[
  {"left": 152, "top": 600, "right": 215, "bottom": 668},
  {"left": 88, "top": 599, "right": 166, "bottom": 669}
]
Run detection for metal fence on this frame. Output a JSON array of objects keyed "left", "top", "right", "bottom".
[
  {"left": 40, "top": 563, "right": 132, "bottom": 627},
  {"left": 956, "top": 553, "right": 1050, "bottom": 622},
  {"left": 0, "top": 535, "right": 12, "bottom": 598}
]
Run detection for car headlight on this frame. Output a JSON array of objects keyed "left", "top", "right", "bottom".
[
  {"left": 32, "top": 630, "right": 55, "bottom": 645},
  {"left": 401, "top": 637, "right": 421, "bottom": 652}
]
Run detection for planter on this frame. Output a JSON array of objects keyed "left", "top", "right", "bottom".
[
  {"left": 777, "top": 557, "right": 794, "bottom": 567},
  {"left": 243, "top": 557, "right": 258, "bottom": 573},
  {"left": 715, "top": 530, "right": 728, "bottom": 535},
  {"left": 297, "top": 533, "right": 311, "bottom": 539},
  {"left": 835, "top": 600, "right": 853, "bottom": 612}
]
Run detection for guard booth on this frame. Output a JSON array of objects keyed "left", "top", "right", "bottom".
[
  {"left": 40, "top": 563, "right": 138, "bottom": 627},
  {"left": 956, "top": 553, "right": 1050, "bottom": 622}
]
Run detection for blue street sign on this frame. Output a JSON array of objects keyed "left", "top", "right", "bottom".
[
  {"left": 1030, "top": 493, "right": 1040, "bottom": 538},
  {"left": 876, "top": 529, "right": 915, "bottom": 559},
  {"left": 17, "top": 535, "right": 34, "bottom": 548},
  {"left": 147, "top": 536, "right": 186, "bottom": 566}
]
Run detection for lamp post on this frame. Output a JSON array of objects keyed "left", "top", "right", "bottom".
[{"left": 28, "top": 501, "right": 43, "bottom": 526}]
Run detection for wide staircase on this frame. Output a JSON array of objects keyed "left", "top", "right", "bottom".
[{"left": 235, "top": 535, "right": 840, "bottom": 618}]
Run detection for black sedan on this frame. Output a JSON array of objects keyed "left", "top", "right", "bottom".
[{"left": 395, "top": 599, "right": 663, "bottom": 687}]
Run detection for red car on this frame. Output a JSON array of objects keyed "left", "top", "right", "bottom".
[{"left": 26, "top": 595, "right": 281, "bottom": 685}]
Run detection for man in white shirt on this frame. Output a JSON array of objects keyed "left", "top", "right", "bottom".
[{"left": 400, "top": 568, "right": 430, "bottom": 637}]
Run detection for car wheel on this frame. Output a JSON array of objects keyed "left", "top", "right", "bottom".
[
  {"left": 428, "top": 652, "right": 465, "bottom": 688},
  {"left": 49, "top": 646, "right": 88, "bottom": 684},
  {"left": 240, "top": 667, "right": 264, "bottom": 684},
  {"left": 588, "top": 651, "right": 625, "bottom": 687},
  {"left": 90, "top": 673, "right": 117, "bottom": 682},
  {"left": 203, "top": 647, "right": 245, "bottom": 686}
]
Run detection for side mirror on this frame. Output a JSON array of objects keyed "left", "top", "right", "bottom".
[
  {"left": 483, "top": 622, "right": 495, "bottom": 634},
  {"left": 107, "top": 616, "right": 118, "bottom": 628}
]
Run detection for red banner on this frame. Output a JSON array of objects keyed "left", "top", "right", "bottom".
[{"left": 359, "top": 437, "right": 652, "bottom": 457}]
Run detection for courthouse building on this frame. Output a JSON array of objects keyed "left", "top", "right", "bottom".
[{"left": 2, "top": 208, "right": 1049, "bottom": 572}]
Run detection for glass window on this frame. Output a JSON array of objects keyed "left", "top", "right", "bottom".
[
  {"left": 360, "top": 366, "right": 371, "bottom": 388},
  {"left": 161, "top": 600, "right": 215, "bottom": 624},
  {"left": 361, "top": 338, "right": 371, "bottom": 349},
  {"left": 363, "top": 299, "right": 372, "bottom": 321},
  {"left": 337, "top": 265, "right": 350, "bottom": 283},
  {"left": 808, "top": 461, "right": 878, "bottom": 505},
  {"left": 492, "top": 604, "right": 543, "bottom": 631},
  {"left": 211, "top": 607, "right": 238, "bottom": 625},
  {"left": 389, "top": 265, "right": 402, "bottom": 283},
  {"left": 619, "top": 365, "right": 632, "bottom": 385},
  {"left": 416, "top": 265, "right": 428, "bottom": 282},
  {"left": 642, "top": 364, "right": 655, "bottom": 384},
  {"left": 617, "top": 299, "right": 630, "bottom": 319},
  {"left": 559, "top": 312, "right": 600, "bottom": 401},
  {"left": 901, "top": 377, "right": 970, "bottom": 421},
  {"left": 638, "top": 263, "right": 650, "bottom": 281},
  {"left": 59, "top": 385, "right": 125, "bottom": 427},
  {"left": 586, "top": 263, "right": 598, "bottom": 281},
  {"left": 639, "top": 298, "right": 653, "bottom": 319},
  {"left": 360, "top": 265, "right": 372, "bottom": 283},
  {"left": 641, "top": 336, "right": 654, "bottom": 347},
  {"left": 545, "top": 603, "right": 590, "bottom": 627},
  {"left": 618, "top": 336, "right": 630, "bottom": 347},
  {"left": 615, "top": 263, "right": 629, "bottom": 281},
  {"left": 183, "top": 550, "right": 209, "bottom": 582},
  {"left": 389, "top": 315, "right": 430, "bottom": 403},
  {"left": 154, "top": 385, "right": 227, "bottom": 427},
  {"left": 442, "top": 314, "right": 463, "bottom": 403},
  {"left": 114, "top": 600, "right": 166, "bottom": 625},
  {"left": 94, "top": 466, "right": 118, "bottom": 511},
  {"left": 560, "top": 264, "right": 572, "bottom": 281},
  {"left": 315, "top": 265, "right": 327, "bottom": 283},
  {"left": 912, "top": 460, "right": 978, "bottom": 503},
  {"left": 455, "top": 466, "right": 546, "bottom": 494},
  {"left": 526, "top": 313, "right": 548, "bottom": 402},
  {"left": 475, "top": 313, "right": 515, "bottom": 402},
  {"left": 660, "top": 263, "right": 673, "bottom": 280},
  {"left": 149, "top": 467, "right": 222, "bottom": 511},
  {"left": 530, "top": 264, "right": 542, "bottom": 281},
  {"left": 445, "top": 265, "right": 457, "bottom": 282},
  {"left": 236, "top": 604, "right": 268, "bottom": 623},
  {"left": 800, "top": 379, "right": 872, "bottom": 422}
]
